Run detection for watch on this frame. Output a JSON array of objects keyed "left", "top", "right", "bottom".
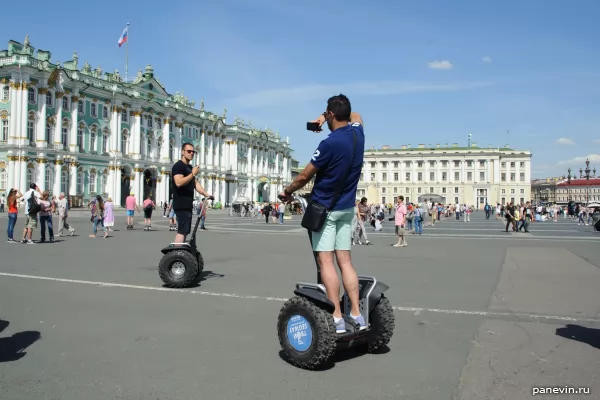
[{"left": 284, "top": 188, "right": 292, "bottom": 196}]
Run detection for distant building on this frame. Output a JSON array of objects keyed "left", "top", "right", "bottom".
[
  {"left": 530, "top": 176, "right": 565, "bottom": 204},
  {"left": 358, "top": 142, "right": 532, "bottom": 207},
  {"left": 556, "top": 178, "right": 600, "bottom": 205}
]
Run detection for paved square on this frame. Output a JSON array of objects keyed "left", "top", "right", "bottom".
[{"left": 1, "top": 210, "right": 599, "bottom": 400}]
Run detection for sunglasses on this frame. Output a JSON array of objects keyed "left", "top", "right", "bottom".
[{"left": 184, "top": 149, "right": 196, "bottom": 155}]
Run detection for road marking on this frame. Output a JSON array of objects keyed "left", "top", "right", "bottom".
[{"left": 1, "top": 272, "right": 599, "bottom": 324}]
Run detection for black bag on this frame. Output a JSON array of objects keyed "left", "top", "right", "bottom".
[
  {"left": 28, "top": 193, "right": 41, "bottom": 215},
  {"left": 301, "top": 129, "right": 358, "bottom": 232}
]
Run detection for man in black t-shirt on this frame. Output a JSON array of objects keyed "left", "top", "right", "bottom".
[
  {"left": 171, "top": 142, "right": 213, "bottom": 243},
  {"left": 505, "top": 202, "right": 516, "bottom": 232}
]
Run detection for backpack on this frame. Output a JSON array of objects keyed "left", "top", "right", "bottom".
[
  {"left": 407, "top": 210, "right": 414, "bottom": 221},
  {"left": 28, "top": 193, "right": 41, "bottom": 215}
]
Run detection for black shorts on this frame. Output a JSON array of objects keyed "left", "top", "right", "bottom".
[
  {"left": 175, "top": 210, "right": 192, "bottom": 235},
  {"left": 144, "top": 208, "right": 153, "bottom": 219}
]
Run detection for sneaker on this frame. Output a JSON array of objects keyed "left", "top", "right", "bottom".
[
  {"left": 334, "top": 317, "right": 346, "bottom": 334},
  {"left": 27, "top": 240, "right": 34, "bottom": 244},
  {"left": 350, "top": 314, "right": 367, "bottom": 330}
]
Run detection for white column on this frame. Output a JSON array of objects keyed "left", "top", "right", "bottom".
[
  {"left": 214, "top": 137, "right": 220, "bottom": 170},
  {"left": 7, "top": 155, "right": 16, "bottom": 190},
  {"left": 8, "top": 82, "right": 19, "bottom": 145},
  {"left": 110, "top": 105, "right": 119, "bottom": 151},
  {"left": 36, "top": 89, "right": 47, "bottom": 146},
  {"left": 53, "top": 91, "right": 64, "bottom": 148},
  {"left": 36, "top": 159, "right": 46, "bottom": 191},
  {"left": 53, "top": 160, "right": 61, "bottom": 195},
  {"left": 114, "top": 166, "right": 122, "bottom": 207},
  {"left": 21, "top": 81, "right": 29, "bottom": 145},
  {"left": 220, "top": 177, "right": 226, "bottom": 202},
  {"left": 161, "top": 119, "right": 170, "bottom": 163},
  {"left": 207, "top": 135, "right": 214, "bottom": 167},
  {"left": 135, "top": 169, "right": 143, "bottom": 204},
  {"left": 200, "top": 130, "right": 206, "bottom": 166},
  {"left": 69, "top": 164, "right": 77, "bottom": 196},
  {"left": 246, "top": 146, "right": 251, "bottom": 175},
  {"left": 131, "top": 111, "right": 142, "bottom": 160},
  {"left": 19, "top": 158, "right": 27, "bottom": 190},
  {"left": 69, "top": 95, "right": 79, "bottom": 151}
]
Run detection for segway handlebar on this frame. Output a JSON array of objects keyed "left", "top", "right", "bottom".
[{"left": 278, "top": 193, "right": 309, "bottom": 214}]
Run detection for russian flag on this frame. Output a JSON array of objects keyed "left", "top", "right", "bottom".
[{"left": 118, "top": 26, "right": 128, "bottom": 47}]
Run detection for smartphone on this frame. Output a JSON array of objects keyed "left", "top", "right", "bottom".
[{"left": 306, "top": 122, "right": 321, "bottom": 131}]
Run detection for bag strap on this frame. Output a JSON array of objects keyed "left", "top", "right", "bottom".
[{"left": 328, "top": 128, "right": 358, "bottom": 210}]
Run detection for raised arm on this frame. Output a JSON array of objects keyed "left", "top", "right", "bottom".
[{"left": 350, "top": 112, "right": 363, "bottom": 126}]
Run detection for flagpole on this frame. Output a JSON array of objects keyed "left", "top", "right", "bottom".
[{"left": 125, "top": 22, "right": 130, "bottom": 82}]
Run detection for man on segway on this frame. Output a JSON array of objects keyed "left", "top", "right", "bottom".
[
  {"left": 171, "top": 142, "right": 213, "bottom": 243},
  {"left": 279, "top": 94, "right": 366, "bottom": 333}
]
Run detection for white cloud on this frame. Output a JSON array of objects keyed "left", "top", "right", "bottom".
[
  {"left": 557, "top": 154, "right": 600, "bottom": 166},
  {"left": 428, "top": 60, "right": 453, "bottom": 70},
  {"left": 556, "top": 137, "right": 575, "bottom": 145},
  {"left": 225, "top": 81, "right": 491, "bottom": 109},
  {"left": 482, "top": 56, "right": 493, "bottom": 63}
]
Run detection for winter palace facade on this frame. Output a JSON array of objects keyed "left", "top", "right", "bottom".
[
  {"left": 358, "top": 142, "right": 532, "bottom": 208},
  {"left": 0, "top": 37, "right": 294, "bottom": 207}
]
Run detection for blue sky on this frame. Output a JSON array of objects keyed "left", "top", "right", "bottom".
[{"left": 2, "top": 0, "right": 600, "bottom": 178}]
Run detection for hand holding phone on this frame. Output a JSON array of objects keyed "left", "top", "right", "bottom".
[{"left": 306, "top": 122, "right": 322, "bottom": 132}]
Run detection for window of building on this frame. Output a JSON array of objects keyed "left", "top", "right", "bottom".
[
  {"left": 393, "top": 162, "right": 398, "bottom": 168},
  {"left": 77, "top": 128, "right": 83, "bottom": 151},
  {"left": 501, "top": 173, "right": 506, "bottom": 181},
  {"left": 46, "top": 92, "right": 53, "bottom": 107},
  {"left": 502, "top": 189, "right": 505, "bottom": 194},
  {"left": 501, "top": 197, "right": 506, "bottom": 204},
  {"left": 479, "top": 172, "right": 485, "bottom": 181},
  {"left": 520, "top": 173, "right": 525, "bottom": 182},
  {"left": 61, "top": 126, "right": 68, "bottom": 147},
  {"left": 27, "top": 121, "right": 34, "bottom": 144},
  {"left": 90, "top": 131, "right": 97, "bottom": 151},
  {"left": 442, "top": 172, "right": 447, "bottom": 181},
  {"left": 91, "top": 103, "right": 97, "bottom": 117},
  {"left": 370, "top": 162, "right": 375, "bottom": 168},
  {"left": 454, "top": 196, "right": 459, "bottom": 204},
  {"left": 382, "top": 173, "right": 387, "bottom": 181},
  {"left": 1, "top": 86, "right": 10, "bottom": 101},
  {"left": 121, "top": 109, "right": 128, "bottom": 122},
  {"left": 417, "top": 161, "right": 423, "bottom": 168},
  {"left": 442, "top": 187, "right": 446, "bottom": 193},
  {"left": 429, "top": 161, "right": 435, "bottom": 167},
  {"left": 467, "top": 161, "right": 473, "bottom": 167},
  {"left": 78, "top": 100, "right": 84, "bottom": 114},
  {"left": 102, "top": 134, "right": 108, "bottom": 153},
  {"left": 454, "top": 171, "right": 460, "bottom": 181},
  {"left": 1, "top": 120, "right": 8, "bottom": 142},
  {"left": 370, "top": 173, "right": 375, "bottom": 181},
  {"left": 510, "top": 173, "right": 515, "bottom": 181},
  {"left": 418, "top": 188, "right": 422, "bottom": 193},
  {"left": 157, "top": 118, "right": 162, "bottom": 130},
  {"left": 382, "top": 162, "right": 387, "bottom": 168},
  {"left": 45, "top": 168, "right": 53, "bottom": 191},
  {"left": 60, "top": 170, "right": 68, "bottom": 194},
  {"left": 89, "top": 172, "right": 96, "bottom": 193},
  {"left": 28, "top": 88, "right": 35, "bottom": 103},
  {"left": 442, "top": 161, "right": 448, "bottom": 167},
  {"left": 454, "top": 161, "right": 460, "bottom": 167},
  {"left": 393, "top": 172, "right": 398, "bottom": 181},
  {"left": 429, "top": 187, "right": 434, "bottom": 193},
  {"left": 393, "top": 187, "right": 397, "bottom": 194},
  {"left": 62, "top": 96, "right": 69, "bottom": 110},
  {"left": 147, "top": 115, "right": 153, "bottom": 128},
  {"left": 406, "top": 172, "right": 410, "bottom": 181},
  {"left": 501, "top": 162, "right": 505, "bottom": 167},
  {"left": 511, "top": 189, "right": 515, "bottom": 194},
  {"left": 417, "top": 172, "right": 423, "bottom": 181},
  {"left": 45, "top": 124, "right": 52, "bottom": 143},
  {"left": 479, "top": 161, "right": 485, "bottom": 167},
  {"left": 406, "top": 187, "right": 409, "bottom": 193},
  {"left": 454, "top": 187, "right": 459, "bottom": 194},
  {"left": 510, "top": 162, "right": 515, "bottom": 167},
  {"left": 382, "top": 187, "right": 386, "bottom": 194},
  {"left": 103, "top": 106, "right": 109, "bottom": 119},
  {"left": 520, "top": 189, "right": 524, "bottom": 194},
  {"left": 467, "top": 171, "right": 472, "bottom": 180},
  {"left": 520, "top": 197, "right": 524, "bottom": 204},
  {"left": 121, "top": 134, "right": 128, "bottom": 155}
]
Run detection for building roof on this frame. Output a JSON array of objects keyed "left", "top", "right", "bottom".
[
  {"left": 556, "top": 178, "right": 600, "bottom": 187},
  {"left": 365, "top": 144, "right": 529, "bottom": 153}
]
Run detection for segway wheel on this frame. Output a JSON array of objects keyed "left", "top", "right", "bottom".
[
  {"left": 366, "top": 295, "right": 395, "bottom": 353},
  {"left": 158, "top": 250, "right": 200, "bottom": 288},
  {"left": 277, "top": 295, "right": 336, "bottom": 370}
]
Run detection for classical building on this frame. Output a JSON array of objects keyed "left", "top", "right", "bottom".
[
  {"left": 357, "top": 142, "right": 532, "bottom": 207},
  {"left": 530, "top": 176, "right": 564, "bottom": 204},
  {"left": 0, "top": 37, "right": 293, "bottom": 206},
  {"left": 555, "top": 178, "right": 600, "bottom": 205}
]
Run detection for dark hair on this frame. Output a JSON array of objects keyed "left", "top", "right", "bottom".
[
  {"left": 398, "top": 195, "right": 404, "bottom": 201},
  {"left": 29, "top": 182, "right": 36, "bottom": 189},
  {"left": 326, "top": 94, "right": 351, "bottom": 122},
  {"left": 181, "top": 142, "right": 194, "bottom": 150}
]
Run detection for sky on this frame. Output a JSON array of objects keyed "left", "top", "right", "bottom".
[{"left": 2, "top": 0, "right": 599, "bottom": 179}]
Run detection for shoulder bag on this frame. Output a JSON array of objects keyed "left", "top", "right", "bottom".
[{"left": 301, "top": 129, "right": 358, "bottom": 232}]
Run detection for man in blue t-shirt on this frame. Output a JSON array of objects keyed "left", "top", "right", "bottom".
[{"left": 279, "top": 94, "right": 366, "bottom": 333}]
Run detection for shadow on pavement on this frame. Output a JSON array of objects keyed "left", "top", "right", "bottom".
[
  {"left": 555, "top": 324, "right": 600, "bottom": 350},
  {"left": 158, "top": 270, "right": 225, "bottom": 289},
  {"left": 278, "top": 345, "right": 390, "bottom": 371},
  {"left": 0, "top": 319, "right": 41, "bottom": 363}
]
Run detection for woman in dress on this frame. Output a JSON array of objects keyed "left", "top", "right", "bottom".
[{"left": 103, "top": 197, "right": 115, "bottom": 232}]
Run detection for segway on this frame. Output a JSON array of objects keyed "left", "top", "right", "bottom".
[
  {"left": 158, "top": 196, "right": 213, "bottom": 288},
  {"left": 277, "top": 194, "right": 395, "bottom": 369}
]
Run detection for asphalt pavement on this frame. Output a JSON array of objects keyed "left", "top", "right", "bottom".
[{"left": 0, "top": 210, "right": 599, "bottom": 400}]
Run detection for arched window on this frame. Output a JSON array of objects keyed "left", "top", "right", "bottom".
[
  {"left": 78, "top": 100, "right": 84, "bottom": 114},
  {"left": 91, "top": 103, "right": 97, "bottom": 117},
  {"left": 0, "top": 168, "right": 7, "bottom": 191},
  {"left": 89, "top": 172, "right": 96, "bottom": 193},
  {"left": 146, "top": 134, "right": 153, "bottom": 157},
  {"left": 121, "top": 133, "right": 128, "bottom": 155},
  {"left": 26, "top": 168, "right": 34, "bottom": 187},
  {"left": 1, "top": 86, "right": 9, "bottom": 101},
  {"left": 45, "top": 124, "right": 52, "bottom": 144},
  {"left": 45, "top": 91, "right": 53, "bottom": 107},
  {"left": 61, "top": 126, "right": 68, "bottom": 147},
  {"left": 76, "top": 171, "right": 84, "bottom": 194},
  {"left": 77, "top": 127, "right": 84, "bottom": 151},
  {"left": 28, "top": 88, "right": 35, "bottom": 103},
  {"left": 101, "top": 173, "right": 108, "bottom": 194},
  {"left": 61, "top": 169, "right": 68, "bottom": 194},
  {"left": 45, "top": 167, "right": 53, "bottom": 193},
  {"left": 102, "top": 105, "right": 108, "bottom": 119},
  {"left": 90, "top": 130, "right": 97, "bottom": 151},
  {"left": 27, "top": 121, "right": 34, "bottom": 143},
  {"left": 62, "top": 96, "right": 69, "bottom": 110},
  {"left": 102, "top": 133, "right": 108, "bottom": 153}
]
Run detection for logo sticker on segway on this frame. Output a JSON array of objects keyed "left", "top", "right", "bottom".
[{"left": 286, "top": 315, "right": 312, "bottom": 352}]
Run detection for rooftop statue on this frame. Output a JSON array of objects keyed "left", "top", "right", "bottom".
[
  {"left": 82, "top": 61, "right": 92, "bottom": 75},
  {"left": 72, "top": 52, "right": 78, "bottom": 68}
]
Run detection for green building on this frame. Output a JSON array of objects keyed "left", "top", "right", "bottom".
[{"left": 0, "top": 36, "right": 293, "bottom": 207}]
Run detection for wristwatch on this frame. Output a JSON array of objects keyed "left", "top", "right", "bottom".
[{"left": 284, "top": 187, "right": 292, "bottom": 196}]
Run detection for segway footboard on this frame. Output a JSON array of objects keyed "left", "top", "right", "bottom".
[{"left": 294, "top": 283, "right": 335, "bottom": 313}]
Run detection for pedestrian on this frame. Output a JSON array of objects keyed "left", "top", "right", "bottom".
[
  {"left": 89, "top": 195, "right": 108, "bottom": 239},
  {"left": 38, "top": 191, "right": 55, "bottom": 243},
  {"left": 104, "top": 197, "right": 115, "bottom": 232},
  {"left": 143, "top": 195, "right": 155, "bottom": 231},
  {"left": 56, "top": 192, "right": 76, "bottom": 237},
  {"left": 6, "top": 188, "right": 22, "bottom": 243},
  {"left": 392, "top": 195, "right": 407, "bottom": 247}
]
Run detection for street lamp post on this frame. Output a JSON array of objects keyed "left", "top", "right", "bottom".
[
  {"left": 579, "top": 159, "right": 596, "bottom": 205},
  {"left": 566, "top": 168, "right": 572, "bottom": 202}
]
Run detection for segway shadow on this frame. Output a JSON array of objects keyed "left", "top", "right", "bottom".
[
  {"left": 158, "top": 196, "right": 213, "bottom": 288},
  {"left": 277, "top": 194, "right": 395, "bottom": 370}
]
